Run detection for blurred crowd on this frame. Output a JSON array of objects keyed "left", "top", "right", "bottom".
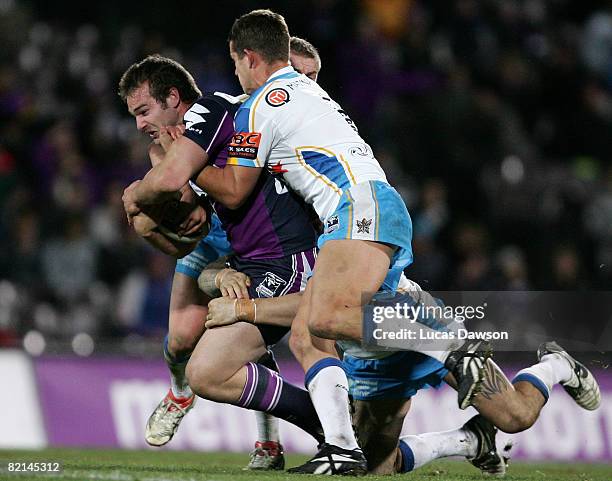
[{"left": 0, "top": 0, "right": 611, "bottom": 352}]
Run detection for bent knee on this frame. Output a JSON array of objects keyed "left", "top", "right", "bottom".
[
  {"left": 289, "top": 327, "right": 312, "bottom": 360},
  {"left": 308, "top": 311, "right": 341, "bottom": 339},
  {"left": 185, "top": 361, "right": 224, "bottom": 400},
  {"left": 496, "top": 410, "right": 538, "bottom": 434},
  {"left": 167, "top": 334, "right": 198, "bottom": 360}
]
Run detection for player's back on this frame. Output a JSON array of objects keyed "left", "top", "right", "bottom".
[{"left": 230, "top": 67, "right": 387, "bottom": 221}]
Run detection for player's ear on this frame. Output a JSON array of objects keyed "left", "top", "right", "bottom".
[
  {"left": 166, "top": 87, "right": 181, "bottom": 109},
  {"left": 244, "top": 49, "right": 257, "bottom": 69}
]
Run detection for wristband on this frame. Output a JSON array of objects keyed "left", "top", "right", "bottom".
[{"left": 235, "top": 299, "right": 257, "bottom": 323}]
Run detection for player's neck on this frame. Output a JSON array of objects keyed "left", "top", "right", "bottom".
[
  {"left": 177, "top": 102, "right": 193, "bottom": 119},
  {"left": 259, "top": 61, "right": 291, "bottom": 84}
]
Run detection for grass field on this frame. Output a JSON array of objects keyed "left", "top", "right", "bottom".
[{"left": 0, "top": 449, "right": 610, "bottom": 481}]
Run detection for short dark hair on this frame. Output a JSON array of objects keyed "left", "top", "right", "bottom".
[
  {"left": 228, "top": 9, "right": 290, "bottom": 63},
  {"left": 290, "top": 37, "right": 320, "bottom": 63},
  {"left": 118, "top": 55, "right": 201, "bottom": 104}
]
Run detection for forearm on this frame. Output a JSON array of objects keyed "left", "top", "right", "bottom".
[
  {"left": 142, "top": 229, "right": 197, "bottom": 258},
  {"left": 252, "top": 292, "right": 302, "bottom": 327},
  {"left": 197, "top": 258, "right": 229, "bottom": 297},
  {"left": 133, "top": 166, "right": 184, "bottom": 205},
  {"left": 194, "top": 165, "right": 240, "bottom": 208}
]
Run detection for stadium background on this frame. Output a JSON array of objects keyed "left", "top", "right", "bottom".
[{"left": 0, "top": 0, "right": 611, "bottom": 466}]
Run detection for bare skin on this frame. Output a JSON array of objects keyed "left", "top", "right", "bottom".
[{"left": 186, "top": 322, "right": 268, "bottom": 402}]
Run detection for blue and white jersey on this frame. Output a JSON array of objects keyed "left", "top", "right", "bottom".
[{"left": 227, "top": 66, "right": 388, "bottom": 222}]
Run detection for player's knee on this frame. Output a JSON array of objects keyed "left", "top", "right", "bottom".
[
  {"left": 185, "top": 360, "right": 222, "bottom": 400},
  {"left": 307, "top": 311, "right": 340, "bottom": 339},
  {"left": 288, "top": 326, "right": 310, "bottom": 361},
  {"left": 167, "top": 333, "right": 196, "bottom": 360},
  {"left": 497, "top": 409, "right": 537, "bottom": 434}
]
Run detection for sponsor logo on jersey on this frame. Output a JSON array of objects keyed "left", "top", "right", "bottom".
[
  {"left": 228, "top": 132, "right": 261, "bottom": 160},
  {"left": 325, "top": 214, "right": 340, "bottom": 234},
  {"left": 255, "top": 272, "right": 287, "bottom": 297},
  {"left": 265, "top": 88, "right": 290, "bottom": 107}
]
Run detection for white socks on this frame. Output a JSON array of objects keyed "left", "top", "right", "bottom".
[
  {"left": 308, "top": 365, "right": 359, "bottom": 450},
  {"left": 255, "top": 412, "right": 280, "bottom": 443},
  {"left": 515, "top": 353, "right": 573, "bottom": 397},
  {"left": 400, "top": 427, "right": 477, "bottom": 470},
  {"left": 164, "top": 354, "right": 193, "bottom": 399}
]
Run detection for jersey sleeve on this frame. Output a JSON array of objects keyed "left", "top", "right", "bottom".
[
  {"left": 182, "top": 97, "right": 233, "bottom": 155},
  {"left": 227, "top": 94, "right": 277, "bottom": 168}
]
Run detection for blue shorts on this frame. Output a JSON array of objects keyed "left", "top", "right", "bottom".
[
  {"left": 344, "top": 351, "right": 448, "bottom": 401},
  {"left": 229, "top": 247, "right": 317, "bottom": 346},
  {"left": 318, "top": 181, "right": 413, "bottom": 291},
  {"left": 175, "top": 214, "right": 233, "bottom": 279}
]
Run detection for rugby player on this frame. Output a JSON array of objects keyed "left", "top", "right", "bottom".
[
  {"left": 184, "top": 10, "right": 599, "bottom": 474},
  {"left": 121, "top": 55, "right": 341, "bottom": 465},
  {"left": 119, "top": 53, "right": 310, "bottom": 468}
]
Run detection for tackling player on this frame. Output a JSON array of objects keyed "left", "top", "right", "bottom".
[
  {"left": 181, "top": 10, "right": 487, "bottom": 474},
  {"left": 186, "top": 10, "right": 599, "bottom": 474}
]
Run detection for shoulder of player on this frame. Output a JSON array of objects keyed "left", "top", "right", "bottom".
[
  {"left": 190, "top": 92, "right": 240, "bottom": 115},
  {"left": 237, "top": 80, "right": 298, "bottom": 132}
]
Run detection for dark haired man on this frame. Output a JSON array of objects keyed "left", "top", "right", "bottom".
[
  {"left": 120, "top": 53, "right": 345, "bottom": 468},
  {"left": 119, "top": 55, "right": 284, "bottom": 469}
]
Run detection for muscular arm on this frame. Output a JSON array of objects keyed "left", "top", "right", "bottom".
[
  {"left": 194, "top": 164, "right": 262, "bottom": 210},
  {"left": 141, "top": 229, "right": 197, "bottom": 258},
  {"left": 132, "top": 136, "right": 209, "bottom": 205},
  {"left": 205, "top": 292, "right": 302, "bottom": 328},
  {"left": 131, "top": 209, "right": 197, "bottom": 258},
  {"left": 253, "top": 293, "right": 302, "bottom": 326}
]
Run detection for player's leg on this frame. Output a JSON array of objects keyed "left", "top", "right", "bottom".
[
  {"left": 306, "top": 239, "right": 394, "bottom": 341},
  {"left": 287, "top": 282, "right": 368, "bottom": 475},
  {"left": 347, "top": 353, "right": 506, "bottom": 476},
  {"left": 166, "top": 272, "right": 209, "bottom": 396},
  {"left": 145, "top": 270, "right": 206, "bottom": 447},
  {"left": 353, "top": 398, "right": 411, "bottom": 474},
  {"left": 446, "top": 343, "right": 601, "bottom": 434},
  {"left": 185, "top": 322, "right": 324, "bottom": 445}
]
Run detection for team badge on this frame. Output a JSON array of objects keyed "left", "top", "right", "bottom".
[
  {"left": 325, "top": 215, "right": 340, "bottom": 234},
  {"left": 265, "top": 88, "right": 290, "bottom": 107},
  {"left": 356, "top": 218, "right": 372, "bottom": 234},
  {"left": 255, "top": 272, "right": 287, "bottom": 297}
]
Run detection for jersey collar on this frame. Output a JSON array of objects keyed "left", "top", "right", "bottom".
[{"left": 265, "top": 65, "right": 299, "bottom": 84}]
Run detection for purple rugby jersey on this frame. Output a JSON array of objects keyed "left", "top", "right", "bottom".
[{"left": 182, "top": 92, "right": 317, "bottom": 260}]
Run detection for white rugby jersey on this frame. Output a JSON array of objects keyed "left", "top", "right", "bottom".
[{"left": 227, "top": 66, "right": 388, "bottom": 221}]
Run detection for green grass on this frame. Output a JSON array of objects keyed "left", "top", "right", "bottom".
[{"left": 0, "top": 449, "right": 610, "bottom": 481}]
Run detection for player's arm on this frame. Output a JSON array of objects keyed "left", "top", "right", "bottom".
[
  {"left": 194, "top": 104, "right": 274, "bottom": 209},
  {"left": 198, "top": 260, "right": 251, "bottom": 299},
  {"left": 194, "top": 164, "right": 261, "bottom": 209},
  {"left": 204, "top": 293, "right": 302, "bottom": 328},
  {"left": 131, "top": 210, "right": 198, "bottom": 258},
  {"left": 129, "top": 136, "right": 209, "bottom": 207}
]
